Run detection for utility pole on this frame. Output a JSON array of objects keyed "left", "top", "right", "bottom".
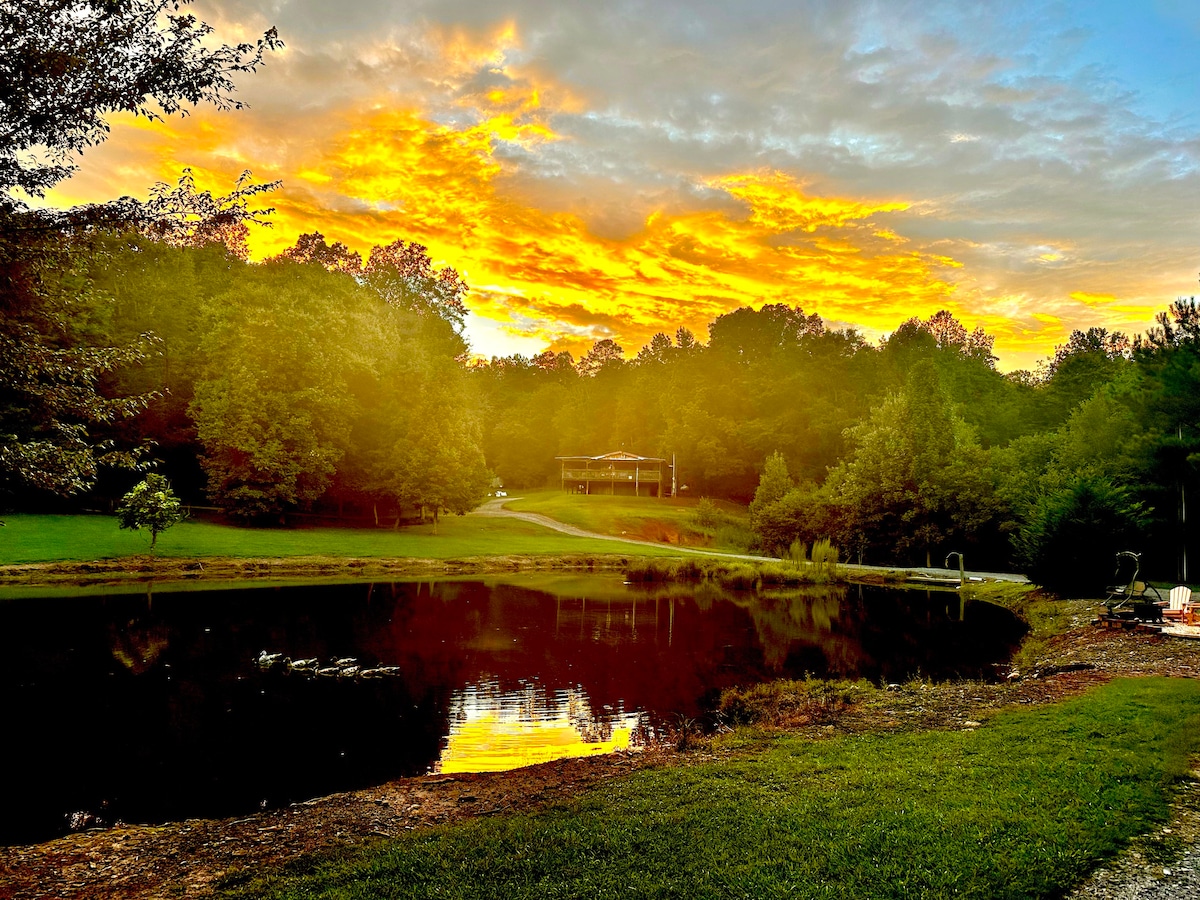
[{"left": 1181, "top": 425, "right": 1189, "bottom": 582}]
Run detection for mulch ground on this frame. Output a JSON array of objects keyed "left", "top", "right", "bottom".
[{"left": 3, "top": 605, "right": 1200, "bottom": 900}]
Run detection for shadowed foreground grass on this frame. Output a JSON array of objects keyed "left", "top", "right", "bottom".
[
  {"left": 217, "top": 677, "right": 1200, "bottom": 900},
  {"left": 0, "top": 513, "right": 683, "bottom": 565}
]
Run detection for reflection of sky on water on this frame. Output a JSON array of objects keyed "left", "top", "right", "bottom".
[{"left": 437, "top": 679, "right": 644, "bottom": 774}]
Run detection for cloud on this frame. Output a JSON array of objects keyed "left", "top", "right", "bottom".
[{"left": 41, "top": 0, "right": 1200, "bottom": 369}]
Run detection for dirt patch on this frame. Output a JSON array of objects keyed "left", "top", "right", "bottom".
[
  {"left": 3, "top": 612, "right": 1200, "bottom": 899},
  {"left": 626, "top": 520, "right": 709, "bottom": 547}
]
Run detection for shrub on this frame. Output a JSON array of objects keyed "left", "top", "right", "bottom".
[
  {"left": 717, "top": 563, "right": 761, "bottom": 591},
  {"left": 1014, "top": 476, "right": 1149, "bottom": 596},
  {"left": 692, "top": 497, "right": 725, "bottom": 529}
]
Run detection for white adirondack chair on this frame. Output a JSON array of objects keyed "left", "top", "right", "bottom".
[{"left": 1165, "top": 585, "right": 1193, "bottom": 623}]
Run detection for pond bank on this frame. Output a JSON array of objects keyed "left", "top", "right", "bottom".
[
  {"left": 0, "top": 553, "right": 633, "bottom": 590},
  {"left": 0, "top": 552, "right": 1029, "bottom": 594}
]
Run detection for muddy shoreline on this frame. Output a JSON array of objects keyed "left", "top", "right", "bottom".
[{"left": 0, "top": 554, "right": 635, "bottom": 590}]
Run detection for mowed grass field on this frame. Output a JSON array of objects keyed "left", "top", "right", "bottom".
[
  {"left": 0, "top": 512, "right": 684, "bottom": 565},
  {"left": 0, "top": 490, "right": 753, "bottom": 565}
]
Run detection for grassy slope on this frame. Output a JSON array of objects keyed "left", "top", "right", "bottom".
[
  {"left": 218, "top": 677, "right": 1200, "bottom": 899},
  {"left": 506, "top": 489, "right": 751, "bottom": 551},
  {"left": 0, "top": 513, "right": 683, "bottom": 565}
]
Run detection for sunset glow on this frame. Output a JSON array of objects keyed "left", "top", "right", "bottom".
[{"left": 40, "top": 2, "right": 1200, "bottom": 370}]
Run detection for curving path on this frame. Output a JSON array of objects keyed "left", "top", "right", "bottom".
[{"left": 470, "top": 497, "right": 1029, "bottom": 584}]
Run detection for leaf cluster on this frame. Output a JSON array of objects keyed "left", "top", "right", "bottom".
[{"left": 0, "top": 0, "right": 281, "bottom": 198}]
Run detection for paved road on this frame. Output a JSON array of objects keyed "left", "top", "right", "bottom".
[{"left": 470, "top": 497, "right": 1029, "bottom": 584}]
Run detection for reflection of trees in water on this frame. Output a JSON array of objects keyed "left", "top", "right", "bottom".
[
  {"left": 1, "top": 577, "right": 1024, "bottom": 841},
  {"left": 621, "top": 580, "right": 1020, "bottom": 682},
  {"left": 625, "top": 581, "right": 857, "bottom": 673},
  {"left": 108, "top": 615, "right": 170, "bottom": 674},
  {"left": 730, "top": 586, "right": 849, "bottom": 669}
]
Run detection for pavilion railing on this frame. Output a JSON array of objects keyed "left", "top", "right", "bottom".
[{"left": 561, "top": 468, "right": 662, "bottom": 482}]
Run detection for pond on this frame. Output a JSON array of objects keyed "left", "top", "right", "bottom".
[{"left": 0, "top": 574, "right": 1025, "bottom": 844}]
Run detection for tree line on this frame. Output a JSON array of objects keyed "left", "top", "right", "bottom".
[
  {"left": 3, "top": 224, "right": 488, "bottom": 528},
  {"left": 471, "top": 303, "right": 1200, "bottom": 592}
]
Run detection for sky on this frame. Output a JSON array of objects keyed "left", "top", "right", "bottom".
[{"left": 43, "top": 0, "right": 1200, "bottom": 370}]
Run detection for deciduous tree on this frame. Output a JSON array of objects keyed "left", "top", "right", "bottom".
[
  {"left": 363, "top": 240, "right": 468, "bottom": 335},
  {"left": 0, "top": 0, "right": 279, "bottom": 199},
  {"left": 117, "top": 473, "right": 184, "bottom": 551},
  {"left": 1, "top": 0, "right": 278, "bottom": 498},
  {"left": 189, "top": 263, "right": 362, "bottom": 521}
]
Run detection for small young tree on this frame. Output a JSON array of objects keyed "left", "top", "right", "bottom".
[
  {"left": 750, "top": 452, "right": 793, "bottom": 521},
  {"left": 117, "top": 474, "right": 185, "bottom": 551}
]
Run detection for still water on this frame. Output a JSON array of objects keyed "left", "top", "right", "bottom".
[{"left": 0, "top": 575, "right": 1024, "bottom": 844}]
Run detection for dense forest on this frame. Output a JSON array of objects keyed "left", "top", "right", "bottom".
[
  {"left": 473, "top": 295, "right": 1200, "bottom": 590},
  {"left": 3, "top": 220, "right": 489, "bottom": 529}
]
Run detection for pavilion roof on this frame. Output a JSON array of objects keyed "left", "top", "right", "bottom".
[{"left": 556, "top": 451, "right": 668, "bottom": 463}]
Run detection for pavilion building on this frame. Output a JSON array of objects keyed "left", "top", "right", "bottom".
[{"left": 556, "top": 451, "right": 674, "bottom": 497}]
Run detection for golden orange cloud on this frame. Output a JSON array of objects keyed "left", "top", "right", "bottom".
[
  {"left": 38, "top": 18, "right": 1181, "bottom": 370},
  {"left": 45, "top": 100, "right": 970, "bottom": 360}
]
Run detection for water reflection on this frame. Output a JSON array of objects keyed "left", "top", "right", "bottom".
[
  {"left": 439, "top": 680, "right": 643, "bottom": 773},
  {"left": 0, "top": 576, "right": 1024, "bottom": 844}
]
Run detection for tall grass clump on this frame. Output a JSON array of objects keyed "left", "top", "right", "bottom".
[
  {"left": 624, "top": 554, "right": 849, "bottom": 588},
  {"left": 669, "top": 557, "right": 704, "bottom": 580},
  {"left": 782, "top": 539, "right": 808, "bottom": 568},
  {"left": 810, "top": 537, "right": 840, "bottom": 582},
  {"left": 714, "top": 522, "right": 753, "bottom": 553},
  {"left": 717, "top": 563, "right": 761, "bottom": 591},
  {"left": 624, "top": 558, "right": 671, "bottom": 582}
]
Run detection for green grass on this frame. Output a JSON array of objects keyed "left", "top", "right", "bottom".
[
  {"left": 215, "top": 677, "right": 1200, "bottom": 899},
  {"left": 505, "top": 489, "right": 752, "bottom": 552},
  {"left": 0, "top": 512, "right": 686, "bottom": 565},
  {"left": 626, "top": 556, "right": 846, "bottom": 587}
]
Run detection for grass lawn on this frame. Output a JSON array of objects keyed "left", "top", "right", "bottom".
[
  {"left": 0, "top": 512, "right": 685, "bottom": 565},
  {"left": 216, "top": 676, "right": 1200, "bottom": 899},
  {"left": 505, "top": 489, "right": 752, "bottom": 552}
]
